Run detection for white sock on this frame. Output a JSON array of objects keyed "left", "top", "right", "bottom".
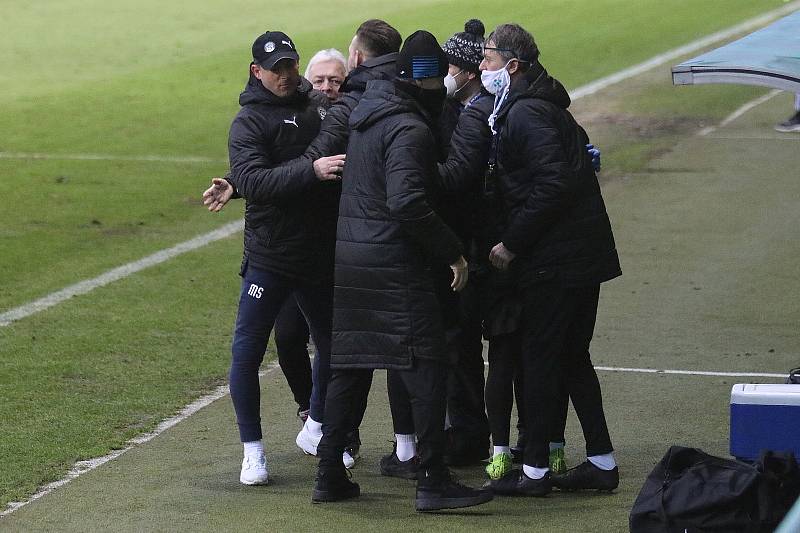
[
  {"left": 243, "top": 440, "right": 264, "bottom": 458},
  {"left": 523, "top": 464, "right": 549, "bottom": 479},
  {"left": 549, "top": 441, "right": 565, "bottom": 452},
  {"left": 395, "top": 434, "right": 417, "bottom": 461},
  {"left": 494, "top": 446, "right": 511, "bottom": 456},
  {"left": 588, "top": 453, "right": 617, "bottom": 471},
  {"left": 305, "top": 417, "right": 323, "bottom": 436}
]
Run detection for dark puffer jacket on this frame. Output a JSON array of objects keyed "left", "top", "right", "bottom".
[
  {"left": 493, "top": 64, "right": 621, "bottom": 288},
  {"left": 227, "top": 72, "right": 335, "bottom": 283},
  {"left": 238, "top": 53, "right": 399, "bottom": 192},
  {"left": 332, "top": 80, "right": 463, "bottom": 370}
]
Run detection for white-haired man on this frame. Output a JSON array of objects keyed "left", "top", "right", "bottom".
[{"left": 305, "top": 49, "right": 347, "bottom": 101}]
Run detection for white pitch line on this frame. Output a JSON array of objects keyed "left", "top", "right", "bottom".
[
  {"left": 0, "top": 152, "right": 227, "bottom": 164},
  {"left": 698, "top": 89, "right": 783, "bottom": 136},
  {"left": 482, "top": 361, "right": 786, "bottom": 379},
  {"left": 0, "top": 219, "right": 244, "bottom": 327},
  {"left": 593, "top": 366, "right": 786, "bottom": 379},
  {"left": 569, "top": 0, "right": 800, "bottom": 100},
  {"left": 0, "top": 363, "right": 279, "bottom": 519}
]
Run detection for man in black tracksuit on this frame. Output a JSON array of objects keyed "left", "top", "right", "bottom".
[
  {"left": 312, "top": 30, "right": 492, "bottom": 512},
  {"left": 223, "top": 31, "right": 338, "bottom": 486},
  {"left": 480, "top": 24, "right": 621, "bottom": 496}
]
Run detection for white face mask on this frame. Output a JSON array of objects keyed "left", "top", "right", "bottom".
[
  {"left": 481, "top": 60, "right": 513, "bottom": 95},
  {"left": 444, "top": 70, "right": 464, "bottom": 97},
  {"left": 483, "top": 60, "right": 515, "bottom": 134}
]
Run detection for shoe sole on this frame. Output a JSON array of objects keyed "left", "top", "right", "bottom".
[
  {"left": 311, "top": 488, "right": 360, "bottom": 503},
  {"left": 239, "top": 477, "right": 269, "bottom": 486},
  {"left": 379, "top": 467, "right": 417, "bottom": 480},
  {"left": 775, "top": 126, "right": 800, "bottom": 133},
  {"left": 415, "top": 492, "right": 494, "bottom": 512},
  {"left": 554, "top": 485, "right": 617, "bottom": 493},
  {"left": 488, "top": 485, "right": 551, "bottom": 497}
]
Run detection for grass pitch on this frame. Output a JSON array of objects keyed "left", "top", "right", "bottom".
[{"left": 1, "top": 0, "right": 797, "bottom": 527}]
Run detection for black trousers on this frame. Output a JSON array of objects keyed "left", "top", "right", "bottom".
[
  {"left": 386, "top": 359, "right": 447, "bottom": 470},
  {"left": 273, "top": 295, "right": 312, "bottom": 412},
  {"left": 446, "top": 277, "right": 490, "bottom": 442},
  {"left": 318, "top": 359, "right": 446, "bottom": 472},
  {"left": 520, "top": 283, "right": 613, "bottom": 467},
  {"left": 485, "top": 330, "right": 569, "bottom": 448},
  {"left": 432, "top": 268, "right": 489, "bottom": 443}
]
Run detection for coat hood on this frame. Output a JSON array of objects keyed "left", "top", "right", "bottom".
[
  {"left": 239, "top": 64, "right": 314, "bottom": 107},
  {"left": 348, "top": 79, "right": 430, "bottom": 131},
  {"left": 499, "top": 62, "right": 571, "bottom": 119}
]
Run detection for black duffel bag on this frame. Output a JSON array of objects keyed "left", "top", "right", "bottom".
[{"left": 630, "top": 446, "right": 800, "bottom": 532}]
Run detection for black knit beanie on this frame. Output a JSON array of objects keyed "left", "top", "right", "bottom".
[{"left": 441, "top": 19, "right": 485, "bottom": 73}]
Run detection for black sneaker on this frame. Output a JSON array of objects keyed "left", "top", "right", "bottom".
[
  {"left": 443, "top": 429, "right": 489, "bottom": 466},
  {"left": 311, "top": 466, "right": 360, "bottom": 503},
  {"left": 415, "top": 468, "right": 493, "bottom": 512},
  {"left": 379, "top": 444, "right": 419, "bottom": 480},
  {"left": 775, "top": 111, "right": 800, "bottom": 133},
  {"left": 484, "top": 468, "right": 551, "bottom": 497},
  {"left": 552, "top": 460, "right": 619, "bottom": 492}
]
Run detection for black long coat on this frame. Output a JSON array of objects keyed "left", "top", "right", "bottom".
[
  {"left": 331, "top": 80, "right": 463, "bottom": 370},
  {"left": 493, "top": 64, "right": 622, "bottom": 288}
]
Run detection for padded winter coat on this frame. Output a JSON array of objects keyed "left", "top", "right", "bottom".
[
  {"left": 492, "top": 64, "right": 621, "bottom": 288},
  {"left": 227, "top": 72, "right": 335, "bottom": 284},
  {"left": 331, "top": 80, "right": 463, "bottom": 369}
]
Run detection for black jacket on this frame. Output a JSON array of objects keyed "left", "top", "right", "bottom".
[
  {"left": 493, "top": 64, "right": 621, "bottom": 288},
  {"left": 332, "top": 80, "right": 463, "bottom": 370},
  {"left": 227, "top": 72, "right": 335, "bottom": 283},
  {"left": 237, "top": 53, "right": 400, "bottom": 193},
  {"left": 435, "top": 92, "right": 495, "bottom": 269}
]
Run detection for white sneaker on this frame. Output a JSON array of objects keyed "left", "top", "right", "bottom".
[
  {"left": 296, "top": 425, "right": 321, "bottom": 456},
  {"left": 240, "top": 453, "right": 269, "bottom": 485}
]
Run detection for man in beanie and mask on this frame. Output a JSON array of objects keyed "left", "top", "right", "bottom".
[
  {"left": 479, "top": 23, "right": 621, "bottom": 497},
  {"left": 432, "top": 18, "right": 494, "bottom": 469},
  {"left": 312, "top": 30, "right": 492, "bottom": 512},
  {"left": 222, "top": 30, "right": 340, "bottom": 486}
]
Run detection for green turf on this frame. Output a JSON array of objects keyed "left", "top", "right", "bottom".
[
  {"left": 1, "top": 0, "right": 785, "bottom": 306},
  {"left": 1, "top": 0, "right": 796, "bottom": 523},
  {"left": 0, "top": 158, "right": 237, "bottom": 310}
]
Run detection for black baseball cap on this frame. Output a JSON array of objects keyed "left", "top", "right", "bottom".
[{"left": 252, "top": 31, "right": 299, "bottom": 69}]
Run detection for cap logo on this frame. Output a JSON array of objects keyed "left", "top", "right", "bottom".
[
  {"left": 281, "top": 40, "right": 293, "bottom": 49},
  {"left": 264, "top": 42, "right": 275, "bottom": 53}
]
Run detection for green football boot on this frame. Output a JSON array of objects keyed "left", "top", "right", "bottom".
[
  {"left": 549, "top": 447, "right": 567, "bottom": 475},
  {"left": 485, "top": 452, "right": 513, "bottom": 480}
]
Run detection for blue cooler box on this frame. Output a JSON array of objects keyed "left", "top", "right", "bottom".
[{"left": 730, "top": 383, "right": 800, "bottom": 462}]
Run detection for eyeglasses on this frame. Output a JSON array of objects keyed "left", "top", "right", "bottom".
[
  {"left": 482, "top": 45, "right": 516, "bottom": 55},
  {"left": 481, "top": 45, "right": 531, "bottom": 64}
]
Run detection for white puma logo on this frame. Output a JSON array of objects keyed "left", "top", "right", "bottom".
[
  {"left": 281, "top": 40, "right": 293, "bottom": 48},
  {"left": 283, "top": 115, "right": 298, "bottom": 128}
]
